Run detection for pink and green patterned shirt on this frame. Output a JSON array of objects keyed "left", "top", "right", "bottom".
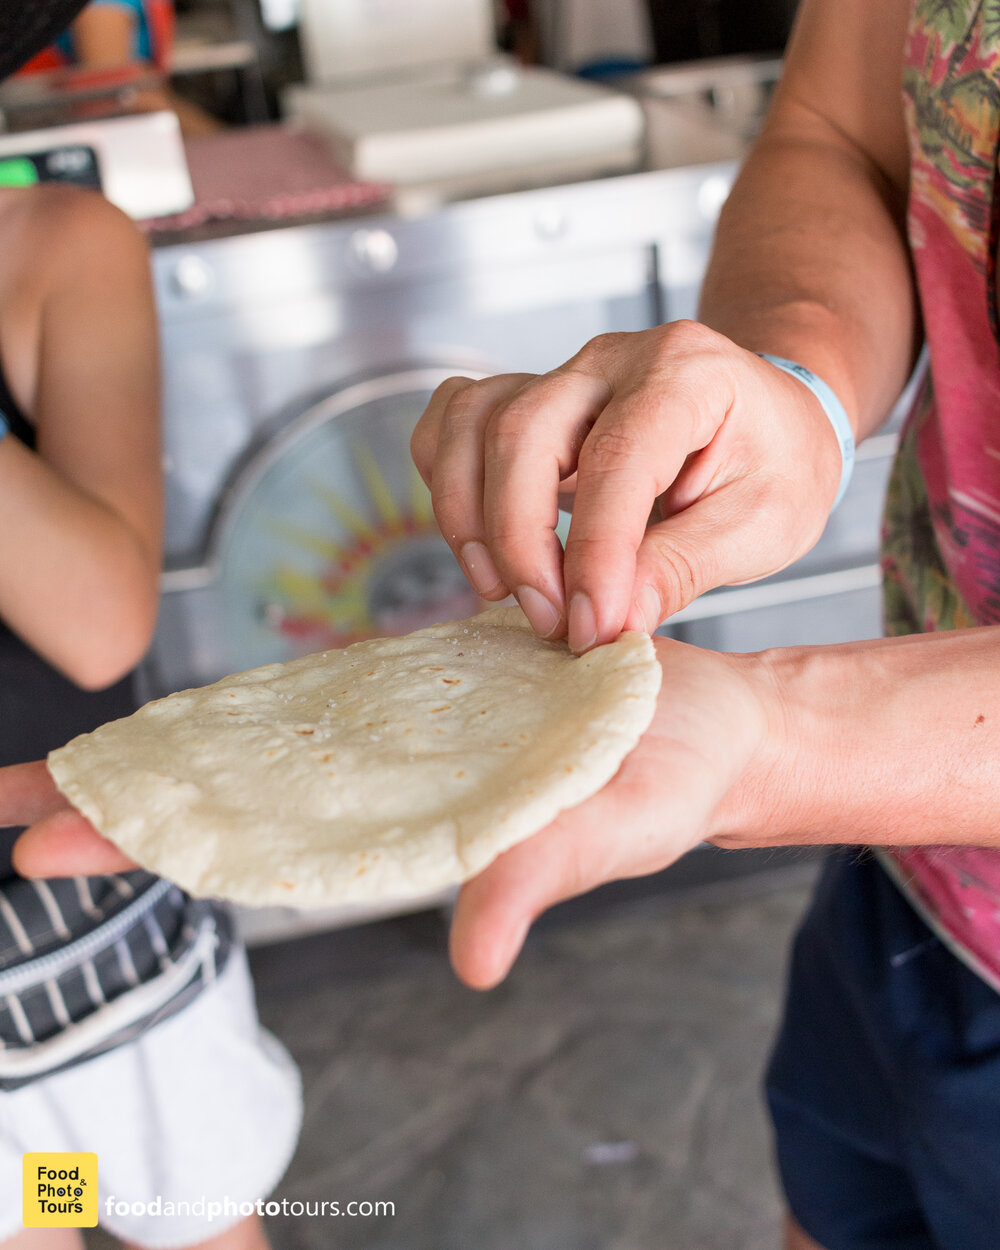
[{"left": 879, "top": 0, "right": 1000, "bottom": 991}]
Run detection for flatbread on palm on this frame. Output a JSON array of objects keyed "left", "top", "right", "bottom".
[{"left": 47, "top": 607, "right": 660, "bottom": 907}]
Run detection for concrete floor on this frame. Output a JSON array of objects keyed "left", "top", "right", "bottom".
[{"left": 85, "top": 852, "right": 820, "bottom": 1250}]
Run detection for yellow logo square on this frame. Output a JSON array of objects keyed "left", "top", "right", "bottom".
[{"left": 22, "top": 1153, "right": 98, "bottom": 1227}]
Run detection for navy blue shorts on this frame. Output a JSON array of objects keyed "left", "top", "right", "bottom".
[{"left": 765, "top": 852, "right": 1000, "bottom": 1250}]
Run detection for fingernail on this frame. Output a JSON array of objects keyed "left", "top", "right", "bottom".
[
  {"left": 568, "top": 592, "right": 598, "bottom": 653},
  {"left": 636, "top": 584, "right": 662, "bottom": 634},
  {"left": 516, "top": 585, "right": 561, "bottom": 638},
  {"left": 460, "top": 541, "right": 504, "bottom": 597}
]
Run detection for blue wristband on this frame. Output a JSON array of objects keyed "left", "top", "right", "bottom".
[
  {"left": 0, "top": 410, "right": 7, "bottom": 442},
  {"left": 757, "top": 354, "right": 855, "bottom": 510}
]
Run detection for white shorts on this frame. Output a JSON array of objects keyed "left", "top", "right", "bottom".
[{"left": 0, "top": 945, "right": 302, "bottom": 1248}]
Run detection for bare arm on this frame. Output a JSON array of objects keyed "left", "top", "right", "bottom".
[
  {"left": 700, "top": 0, "right": 918, "bottom": 437},
  {"left": 719, "top": 628, "right": 1000, "bottom": 851},
  {"left": 69, "top": 2, "right": 134, "bottom": 67},
  {"left": 70, "top": 1, "right": 223, "bottom": 136},
  {"left": 0, "top": 187, "right": 162, "bottom": 688}
]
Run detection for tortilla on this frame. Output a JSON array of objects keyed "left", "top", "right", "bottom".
[{"left": 47, "top": 607, "right": 660, "bottom": 907}]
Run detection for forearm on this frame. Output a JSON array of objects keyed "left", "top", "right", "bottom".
[
  {"left": 700, "top": 126, "right": 918, "bottom": 441},
  {"left": 698, "top": 0, "right": 918, "bottom": 441},
  {"left": 717, "top": 628, "right": 1000, "bottom": 849},
  {"left": 0, "top": 433, "right": 159, "bottom": 687}
]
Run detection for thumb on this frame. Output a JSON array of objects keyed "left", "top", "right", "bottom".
[
  {"left": 449, "top": 784, "right": 649, "bottom": 989},
  {"left": 13, "top": 809, "right": 137, "bottom": 878}
]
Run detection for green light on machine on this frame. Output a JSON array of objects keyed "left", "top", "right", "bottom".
[{"left": 0, "top": 158, "right": 38, "bottom": 187}]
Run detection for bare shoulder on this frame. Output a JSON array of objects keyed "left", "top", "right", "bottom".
[
  {"left": 19, "top": 184, "right": 150, "bottom": 277},
  {"left": 0, "top": 186, "right": 153, "bottom": 420},
  {"left": 0, "top": 184, "right": 149, "bottom": 308}
]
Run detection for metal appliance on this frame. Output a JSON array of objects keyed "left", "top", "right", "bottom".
[
  {"left": 148, "top": 161, "right": 733, "bottom": 697},
  {"left": 149, "top": 168, "right": 905, "bottom": 682}
]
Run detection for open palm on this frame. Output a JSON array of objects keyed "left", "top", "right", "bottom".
[{"left": 449, "top": 636, "right": 771, "bottom": 988}]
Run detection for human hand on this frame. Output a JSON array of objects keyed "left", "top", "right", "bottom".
[
  {"left": 1, "top": 760, "right": 136, "bottom": 877},
  {"left": 411, "top": 322, "right": 845, "bottom": 651},
  {"left": 448, "top": 635, "right": 774, "bottom": 989}
]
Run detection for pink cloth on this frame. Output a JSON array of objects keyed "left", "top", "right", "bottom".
[{"left": 142, "top": 124, "right": 391, "bottom": 234}]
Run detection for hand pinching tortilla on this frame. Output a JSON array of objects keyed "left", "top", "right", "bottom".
[{"left": 47, "top": 607, "right": 660, "bottom": 907}]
